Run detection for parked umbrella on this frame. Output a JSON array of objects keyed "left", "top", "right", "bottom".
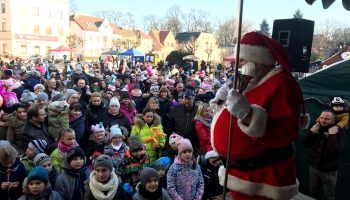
[{"left": 183, "top": 55, "right": 200, "bottom": 61}]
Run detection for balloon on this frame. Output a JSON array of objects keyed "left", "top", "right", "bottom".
[
  {"left": 106, "top": 55, "right": 113, "bottom": 62},
  {"left": 145, "top": 127, "right": 167, "bottom": 147},
  {"left": 3, "top": 92, "right": 19, "bottom": 107}
]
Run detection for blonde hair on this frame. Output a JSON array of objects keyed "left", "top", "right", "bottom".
[
  {"left": 195, "top": 103, "right": 210, "bottom": 118},
  {"left": 147, "top": 97, "right": 159, "bottom": 106},
  {"left": 91, "top": 92, "right": 101, "bottom": 99},
  {"left": 0, "top": 146, "right": 18, "bottom": 162}
]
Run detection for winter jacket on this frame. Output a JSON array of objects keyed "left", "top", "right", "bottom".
[
  {"left": 302, "top": 126, "right": 347, "bottom": 172},
  {"left": 104, "top": 142, "right": 129, "bottom": 169},
  {"left": 194, "top": 117, "right": 212, "bottom": 155},
  {"left": 69, "top": 113, "right": 85, "bottom": 144},
  {"left": 131, "top": 114, "right": 166, "bottom": 163},
  {"left": 132, "top": 90, "right": 143, "bottom": 113},
  {"left": 116, "top": 150, "right": 150, "bottom": 188},
  {"left": 49, "top": 166, "right": 60, "bottom": 189},
  {"left": 198, "top": 155, "right": 223, "bottom": 199},
  {"left": 316, "top": 110, "right": 349, "bottom": 129},
  {"left": 167, "top": 156, "right": 204, "bottom": 200},
  {"left": 132, "top": 187, "right": 171, "bottom": 200},
  {"left": 120, "top": 104, "right": 138, "bottom": 125},
  {"left": 100, "top": 110, "right": 131, "bottom": 132},
  {"left": 20, "top": 154, "right": 35, "bottom": 174},
  {"left": 21, "top": 119, "right": 56, "bottom": 155},
  {"left": 50, "top": 148, "right": 65, "bottom": 173},
  {"left": 0, "top": 157, "right": 26, "bottom": 200},
  {"left": 18, "top": 177, "right": 62, "bottom": 200},
  {"left": 166, "top": 103, "right": 199, "bottom": 150},
  {"left": 86, "top": 133, "right": 109, "bottom": 165},
  {"left": 79, "top": 86, "right": 91, "bottom": 104},
  {"left": 157, "top": 97, "right": 172, "bottom": 131},
  {"left": 195, "top": 91, "right": 215, "bottom": 103},
  {"left": 70, "top": 72, "right": 89, "bottom": 86},
  {"left": 161, "top": 146, "right": 177, "bottom": 164},
  {"left": 54, "top": 166, "right": 91, "bottom": 200},
  {"left": 6, "top": 115, "right": 26, "bottom": 154},
  {"left": 84, "top": 103, "right": 107, "bottom": 131},
  {"left": 48, "top": 106, "right": 69, "bottom": 139}
]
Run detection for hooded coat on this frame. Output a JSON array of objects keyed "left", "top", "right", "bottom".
[{"left": 6, "top": 115, "right": 26, "bottom": 154}]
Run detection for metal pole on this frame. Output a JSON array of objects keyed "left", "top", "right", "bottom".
[{"left": 222, "top": 0, "right": 244, "bottom": 199}]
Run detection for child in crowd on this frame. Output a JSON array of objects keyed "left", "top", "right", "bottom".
[
  {"left": 162, "top": 133, "right": 182, "bottom": 164},
  {"left": 20, "top": 89, "right": 36, "bottom": 105},
  {"left": 48, "top": 97, "right": 69, "bottom": 139},
  {"left": 167, "top": 138, "right": 204, "bottom": 200},
  {"left": 55, "top": 146, "right": 91, "bottom": 200},
  {"left": 104, "top": 124, "right": 129, "bottom": 170},
  {"left": 84, "top": 155, "right": 127, "bottom": 200},
  {"left": 151, "top": 157, "right": 171, "bottom": 189},
  {"left": 50, "top": 128, "right": 79, "bottom": 173},
  {"left": 199, "top": 150, "right": 224, "bottom": 199},
  {"left": 69, "top": 102, "right": 85, "bottom": 145},
  {"left": 33, "top": 153, "right": 59, "bottom": 189},
  {"left": 0, "top": 145, "right": 27, "bottom": 200},
  {"left": 20, "top": 139, "right": 47, "bottom": 173},
  {"left": 33, "top": 84, "right": 45, "bottom": 95},
  {"left": 86, "top": 122, "right": 109, "bottom": 165},
  {"left": 132, "top": 167, "right": 171, "bottom": 200},
  {"left": 90, "top": 78, "right": 101, "bottom": 93},
  {"left": 18, "top": 166, "right": 61, "bottom": 200},
  {"left": 132, "top": 83, "right": 143, "bottom": 113},
  {"left": 117, "top": 135, "right": 150, "bottom": 197}
]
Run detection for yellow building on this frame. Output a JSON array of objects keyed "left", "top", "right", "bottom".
[
  {"left": 175, "top": 31, "right": 220, "bottom": 62},
  {"left": 148, "top": 30, "right": 177, "bottom": 60},
  {"left": 0, "top": 0, "right": 70, "bottom": 58},
  {"left": 115, "top": 28, "right": 152, "bottom": 55}
]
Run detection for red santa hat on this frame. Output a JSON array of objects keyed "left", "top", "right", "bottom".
[{"left": 238, "top": 32, "right": 309, "bottom": 129}]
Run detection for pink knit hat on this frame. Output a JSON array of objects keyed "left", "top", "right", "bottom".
[{"left": 177, "top": 138, "right": 193, "bottom": 155}]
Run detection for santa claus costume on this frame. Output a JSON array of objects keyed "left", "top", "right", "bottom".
[{"left": 210, "top": 32, "right": 310, "bottom": 200}]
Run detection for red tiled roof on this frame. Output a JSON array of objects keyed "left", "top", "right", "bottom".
[
  {"left": 148, "top": 30, "right": 163, "bottom": 51},
  {"left": 71, "top": 13, "right": 104, "bottom": 31},
  {"left": 159, "top": 31, "right": 170, "bottom": 45}
]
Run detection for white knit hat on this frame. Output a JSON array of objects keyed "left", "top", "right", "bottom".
[
  {"left": 168, "top": 133, "right": 182, "bottom": 145},
  {"left": 205, "top": 150, "right": 219, "bottom": 160},
  {"left": 91, "top": 122, "right": 105, "bottom": 133},
  {"left": 110, "top": 125, "right": 122, "bottom": 139}
]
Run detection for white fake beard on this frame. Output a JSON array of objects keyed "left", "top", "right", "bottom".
[{"left": 240, "top": 62, "right": 273, "bottom": 94}]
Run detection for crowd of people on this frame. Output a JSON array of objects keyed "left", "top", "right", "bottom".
[{"left": 0, "top": 56, "right": 229, "bottom": 200}]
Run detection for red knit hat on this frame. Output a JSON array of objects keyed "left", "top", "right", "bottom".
[{"left": 238, "top": 32, "right": 309, "bottom": 129}]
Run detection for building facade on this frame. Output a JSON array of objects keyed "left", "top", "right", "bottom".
[
  {"left": 0, "top": 0, "right": 70, "bottom": 58},
  {"left": 148, "top": 30, "right": 176, "bottom": 60}
]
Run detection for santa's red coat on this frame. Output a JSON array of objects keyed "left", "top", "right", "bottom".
[{"left": 212, "top": 68, "right": 303, "bottom": 200}]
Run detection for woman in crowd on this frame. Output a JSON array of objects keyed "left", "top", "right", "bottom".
[
  {"left": 194, "top": 103, "right": 212, "bottom": 155},
  {"left": 119, "top": 91, "right": 138, "bottom": 126},
  {"left": 100, "top": 97, "right": 131, "bottom": 133}
]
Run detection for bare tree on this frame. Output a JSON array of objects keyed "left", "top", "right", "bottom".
[
  {"left": 69, "top": 0, "right": 78, "bottom": 14},
  {"left": 120, "top": 30, "right": 141, "bottom": 50},
  {"left": 140, "top": 14, "right": 164, "bottom": 33},
  {"left": 165, "top": 5, "right": 183, "bottom": 35},
  {"left": 178, "top": 36, "right": 201, "bottom": 55},
  {"left": 198, "top": 11, "right": 216, "bottom": 33},
  {"left": 93, "top": 10, "right": 123, "bottom": 25},
  {"left": 205, "top": 47, "right": 213, "bottom": 62},
  {"left": 122, "top": 12, "right": 136, "bottom": 29},
  {"left": 111, "top": 38, "right": 123, "bottom": 50},
  {"left": 216, "top": 16, "right": 253, "bottom": 44},
  {"left": 66, "top": 34, "right": 83, "bottom": 57}
]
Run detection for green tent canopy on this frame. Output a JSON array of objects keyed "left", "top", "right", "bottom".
[{"left": 296, "top": 59, "right": 350, "bottom": 199}]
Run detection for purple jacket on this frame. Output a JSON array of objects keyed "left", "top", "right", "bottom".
[{"left": 120, "top": 104, "right": 138, "bottom": 125}]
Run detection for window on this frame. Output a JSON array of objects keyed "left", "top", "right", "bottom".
[
  {"left": 34, "top": 46, "right": 40, "bottom": 55},
  {"left": 19, "top": 5, "right": 26, "bottom": 15},
  {"left": 1, "top": 22, "right": 5, "bottom": 32},
  {"left": 57, "top": 28, "right": 63, "bottom": 36},
  {"left": 46, "top": 46, "right": 51, "bottom": 53},
  {"left": 1, "top": 4, "right": 5, "bottom": 13},
  {"left": 96, "top": 36, "right": 99, "bottom": 43},
  {"left": 278, "top": 31, "right": 290, "bottom": 47},
  {"left": 57, "top": 11, "right": 62, "bottom": 20},
  {"left": 3, "top": 43, "right": 7, "bottom": 52},
  {"left": 46, "top": 26, "right": 51, "bottom": 35},
  {"left": 89, "top": 35, "right": 92, "bottom": 43},
  {"left": 94, "top": 50, "right": 99, "bottom": 56},
  {"left": 33, "top": 7, "right": 39, "bottom": 16},
  {"left": 103, "top": 36, "right": 107, "bottom": 47},
  {"left": 85, "top": 22, "right": 93, "bottom": 27},
  {"left": 87, "top": 49, "right": 92, "bottom": 56},
  {"left": 21, "top": 45, "right": 27, "bottom": 55},
  {"left": 45, "top": 9, "right": 51, "bottom": 18},
  {"left": 33, "top": 25, "right": 39, "bottom": 34},
  {"left": 20, "top": 24, "right": 26, "bottom": 33}
]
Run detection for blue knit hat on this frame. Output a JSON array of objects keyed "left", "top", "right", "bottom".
[
  {"left": 28, "top": 166, "right": 49, "bottom": 185},
  {"left": 36, "top": 92, "right": 48, "bottom": 101},
  {"left": 20, "top": 89, "right": 36, "bottom": 102}
]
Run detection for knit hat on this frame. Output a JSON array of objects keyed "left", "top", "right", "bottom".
[
  {"left": 169, "top": 133, "right": 182, "bottom": 145},
  {"left": 64, "top": 89, "right": 78, "bottom": 100},
  {"left": 91, "top": 122, "right": 105, "bottom": 133},
  {"left": 128, "top": 135, "right": 143, "bottom": 152},
  {"left": 205, "top": 150, "right": 219, "bottom": 160},
  {"left": 28, "top": 139, "right": 47, "bottom": 155},
  {"left": 133, "top": 83, "right": 140, "bottom": 89},
  {"left": 0, "top": 140, "right": 11, "bottom": 149},
  {"left": 34, "top": 84, "right": 45, "bottom": 91},
  {"left": 151, "top": 157, "right": 171, "bottom": 171},
  {"left": 150, "top": 84, "right": 159, "bottom": 92},
  {"left": 94, "top": 155, "right": 113, "bottom": 172},
  {"left": 75, "top": 64, "right": 83, "bottom": 71},
  {"left": 51, "top": 91, "right": 65, "bottom": 102},
  {"left": 72, "top": 85, "right": 82, "bottom": 93},
  {"left": 213, "top": 81, "right": 222, "bottom": 89},
  {"left": 110, "top": 125, "right": 122, "bottom": 139},
  {"left": 66, "top": 146, "right": 85, "bottom": 164},
  {"left": 120, "top": 91, "right": 130, "bottom": 100},
  {"left": 109, "top": 97, "right": 120, "bottom": 107},
  {"left": 17, "top": 102, "right": 30, "bottom": 111},
  {"left": 330, "top": 96, "right": 344, "bottom": 106},
  {"left": 48, "top": 101, "right": 64, "bottom": 113},
  {"left": 33, "top": 153, "right": 51, "bottom": 166},
  {"left": 36, "top": 92, "right": 48, "bottom": 101},
  {"left": 177, "top": 138, "right": 193, "bottom": 155},
  {"left": 4, "top": 69, "right": 12, "bottom": 77},
  {"left": 28, "top": 166, "right": 49, "bottom": 185},
  {"left": 140, "top": 167, "right": 159, "bottom": 187},
  {"left": 20, "top": 89, "right": 36, "bottom": 102}
]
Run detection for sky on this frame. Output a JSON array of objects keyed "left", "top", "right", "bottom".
[{"left": 75, "top": 0, "right": 349, "bottom": 31}]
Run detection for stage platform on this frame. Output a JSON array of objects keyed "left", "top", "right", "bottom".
[{"left": 213, "top": 192, "right": 315, "bottom": 200}]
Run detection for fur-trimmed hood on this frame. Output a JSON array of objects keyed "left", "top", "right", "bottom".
[
  {"left": 133, "top": 113, "right": 161, "bottom": 128},
  {"left": 89, "top": 131, "right": 110, "bottom": 145},
  {"left": 6, "top": 115, "right": 25, "bottom": 127}
]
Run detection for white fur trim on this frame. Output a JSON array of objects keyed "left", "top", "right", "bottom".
[
  {"left": 210, "top": 105, "right": 225, "bottom": 155},
  {"left": 239, "top": 44, "right": 276, "bottom": 66},
  {"left": 218, "top": 166, "right": 299, "bottom": 199},
  {"left": 299, "top": 113, "right": 310, "bottom": 129},
  {"left": 237, "top": 105, "right": 267, "bottom": 138}
]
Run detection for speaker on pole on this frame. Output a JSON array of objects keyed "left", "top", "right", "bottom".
[{"left": 272, "top": 19, "right": 315, "bottom": 73}]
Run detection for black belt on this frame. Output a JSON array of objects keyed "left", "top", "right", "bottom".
[{"left": 227, "top": 144, "right": 296, "bottom": 171}]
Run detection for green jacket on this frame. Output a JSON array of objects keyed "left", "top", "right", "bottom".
[
  {"left": 50, "top": 148, "right": 65, "bottom": 173},
  {"left": 48, "top": 106, "right": 69, "bottom": 139},
  {"left": 130, "top": 113, "right": 166, "bottom": 163},
  {"left": 20, "top": 155, "right": 34, "bottom": 174}
]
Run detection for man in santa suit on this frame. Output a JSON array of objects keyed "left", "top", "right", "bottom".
[{"left": 210, "top": 32, "right": 310, "bottom": 200}]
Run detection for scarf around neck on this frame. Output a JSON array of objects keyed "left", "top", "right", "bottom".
[
  {"left": 58, "top": 140, "right": 78, "bottom": 153},
  {"left": 63, "top": 165, "right": 88, "bottom": 200},
  {"left": 138, "top": 184, "right": 162, "bottom": 200},
  {"left": 89, "top": 171, "right": 119, "bottom": 200},
  {"left": 194, "top": 116, "right": 212, "bottom": 127},
  {"left": 25, "top": 188, "right": 52, "bottom": 200}
]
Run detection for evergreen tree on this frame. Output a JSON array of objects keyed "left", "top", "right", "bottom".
[
  {"left": 293, "top": 8, "right": 303, "bottom": 19},
  {"left": 259, "top": 19, "right": 270, "bottom": 37}
]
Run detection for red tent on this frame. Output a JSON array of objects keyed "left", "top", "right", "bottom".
[
  {"left": 223, "top": 54, "right": 235, "bottom": 61},
  {"left": 48, "top": 45, "right": 75, "bottom": 52}
]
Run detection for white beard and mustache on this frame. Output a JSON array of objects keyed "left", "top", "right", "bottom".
[{"left": 240, "top": 62, "right": 274, "bottom": 94}]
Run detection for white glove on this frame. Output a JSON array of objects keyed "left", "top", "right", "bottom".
[
  {"left": 215, "top": 82, "right": 230, "bottom": 101},
  {"left": 226, "top": 88, "right": 251, "bottom": 119}
]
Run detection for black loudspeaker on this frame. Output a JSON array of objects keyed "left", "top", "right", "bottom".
[{"left": 272, "top": 19, "right": 315, "bottom": 73}]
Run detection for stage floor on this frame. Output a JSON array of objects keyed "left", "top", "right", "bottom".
[{"left": 213, "top": 192, "right": 315, "bottom": 200}]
